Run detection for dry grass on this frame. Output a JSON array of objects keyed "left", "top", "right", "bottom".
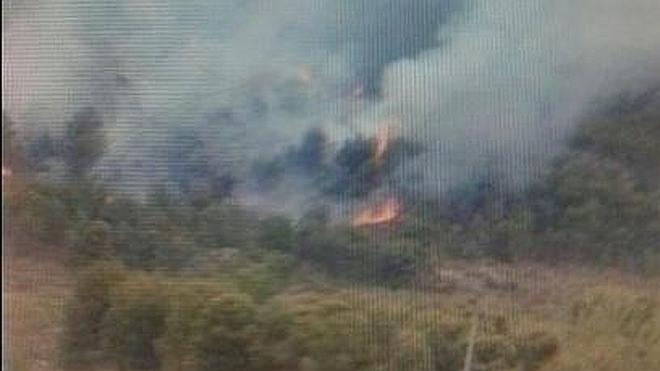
[
  {"left": 4, "top": 249, "right": 73, "bottom": 371},
  {"left": 4, "top": 249, "right": 659, "bottom": 371}
]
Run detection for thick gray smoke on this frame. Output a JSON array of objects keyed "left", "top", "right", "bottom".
[
  {"left": 3, "top": 0, "right": 660, "bottom": 199},
  {"left": 368, "top": 0, "right": 660, "bottom": 194}
]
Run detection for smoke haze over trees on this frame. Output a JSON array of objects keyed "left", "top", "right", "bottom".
[{"left": 4, "top": 0, "right": 660, "bottom": 203}]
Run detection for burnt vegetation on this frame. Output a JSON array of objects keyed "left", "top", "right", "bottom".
[
  {"left": 3, "top": 94, "right": 660, "bottom": 371},
  {"left": 252, "top": 127, "right": 423, "bottom": 199}
]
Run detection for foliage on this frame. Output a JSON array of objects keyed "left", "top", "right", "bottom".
[
  {"left": 63, "top": 107, "right": 105, "bottom": 178},
  {"left": 62, "top": 262, "right": 569, "bottom": 371},
  {"left": 62, "top": 261, "right": 127, "bottom": 365},
  {"left": 526, "top": 106, "right": 660, "bottom": 271},
  {"left": 193, "top": 293, "right": 258, "bottom": 371},
  {"left": 103, "top": 276, "right": 168, "bottom": 370},
  {"left": 2, "top": 112, "right": 25, "bottom": 170},
  {"left": 294, "top": 215, "right": 417, "bottom": 285},
  {"left": 5, "top": 95, "right": 660, "bottom": 371},
  {"left": 285, "top": 127, "right": 328, "bottom": 174},
  {"left": 258, "top": 216, "right": 295, "bottom": 252}
]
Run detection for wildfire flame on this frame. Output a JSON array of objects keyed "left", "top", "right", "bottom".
[{"left": 352, "top": 197, "right": 402, "bottom": 227}]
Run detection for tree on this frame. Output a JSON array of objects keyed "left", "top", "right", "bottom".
[
  {"left": 210, "top": 173, "right": 237, "bottom": 200},
  {"left": 62, "top": 261, "right": 126, "bottom": 365},
  {"left": 2, "top": 112, "right": 24, "bottom": 171},
  {"left": 325, "top": 136, "right": 378, "bottom": 198},
  {"left": 194, "top": 294, "right": 257, "bottom": 371},
  {"left": 26, "top": 132, "right": 58, "bottom": 171},
  {"left": 73, "top": 220, "right": 113, "bottom": 262},
  {"left": 64, "top": 107, "right": 105, "bottom": 178},
  {"left": 103, "top": 276, "right": 167, "bottom": 370},
  {"left": 288, "top": 127, "right": 327, "bottom": 173},
  {"left": 258, "top": 216, "right": 294, "bottom": 252}
]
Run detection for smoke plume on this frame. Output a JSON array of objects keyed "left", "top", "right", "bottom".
[{"left": 3, "top": 0, "right": 660, "bottom": 200}]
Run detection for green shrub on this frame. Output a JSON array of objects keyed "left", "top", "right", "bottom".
[
  {"left": 72, "top": 220, "right": 113, "bottom": 262},
  {"left": 193, "top": 293, "right": 258, "bottom": 371},
  {"left": 160, "top": 283, "right": 222, "bottom": 371},
  {"left": 7, "top": 185, "right": 69, "bottom": 247},
  {"left": 62, "top": 261, "right": 126, "bottom": 365},
  {"left": 103, "top": 276, "right": 168, "bottom": 370},
  {"left": 258, "top": 216, "right": 295, "bottom": 252},
  {"left": 195, "top": 203, "right": 255, "bottom": 249},
  {"left": 295, "top": 223, "right": 416, "bottom": 285}
]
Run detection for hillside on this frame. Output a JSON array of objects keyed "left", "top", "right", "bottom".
[{"left": 3, "top": 85, "right": 660, "bottom": 371}]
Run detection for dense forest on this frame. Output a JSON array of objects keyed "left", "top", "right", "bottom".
[{"left": 3, "top": 92, "right": 660, "bottom": 371}]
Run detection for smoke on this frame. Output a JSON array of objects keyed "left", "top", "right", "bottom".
[
  {"left": 367, "top": 0, "right": 660, "bottom": 194},
  {"left": 3, "top": 0, "right": 660, "bottom": 200}
]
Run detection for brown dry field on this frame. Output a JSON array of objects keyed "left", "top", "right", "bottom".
[
  {"left": 4, "top": 245, "right": 659, "bottom": 371},
  {"left": 4, "top": 250, "right": 72, "bottom": 371}
]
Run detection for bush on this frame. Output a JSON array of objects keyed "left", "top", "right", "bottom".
[
  {"left": 72, "top": 220, "right": 113, "bottom": 262},
  {"left": 193, "top": 293, "right": 258, "bottom": 371},
  {"left": 258, "top": 217, "right": 295, "bottom": 252},
  {"left": 195, "top": 203, "right": 255, "bottom": 249},
  {"left": 258, "top": 294, "right": 373, "bottom": 371},
  {"left": 295, "top": 223, "right": 416, "bottom": 285},
  {"left": 62, "top": 261, "right": 126, "bottom": 365},
  {"left": 103, "top": 276, "right": 168, "bottom": 370},
  {"left": 160, "top": 283, "right": 222, "bottom": 370},
  {"left": 6, "top": 184, "right": 69, "bottom": 248}
]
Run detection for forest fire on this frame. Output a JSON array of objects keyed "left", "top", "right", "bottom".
[{"left": 352, "top": 197, "right": 402, "bottom": 227}]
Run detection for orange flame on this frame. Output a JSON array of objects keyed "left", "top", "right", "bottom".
[{"left": 352, "top": 197, "right": 402, "bottom": 227}]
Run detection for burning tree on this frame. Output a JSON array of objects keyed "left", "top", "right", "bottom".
[{"left": 352, "top": 197, "right": 402, "bottom": 227}]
